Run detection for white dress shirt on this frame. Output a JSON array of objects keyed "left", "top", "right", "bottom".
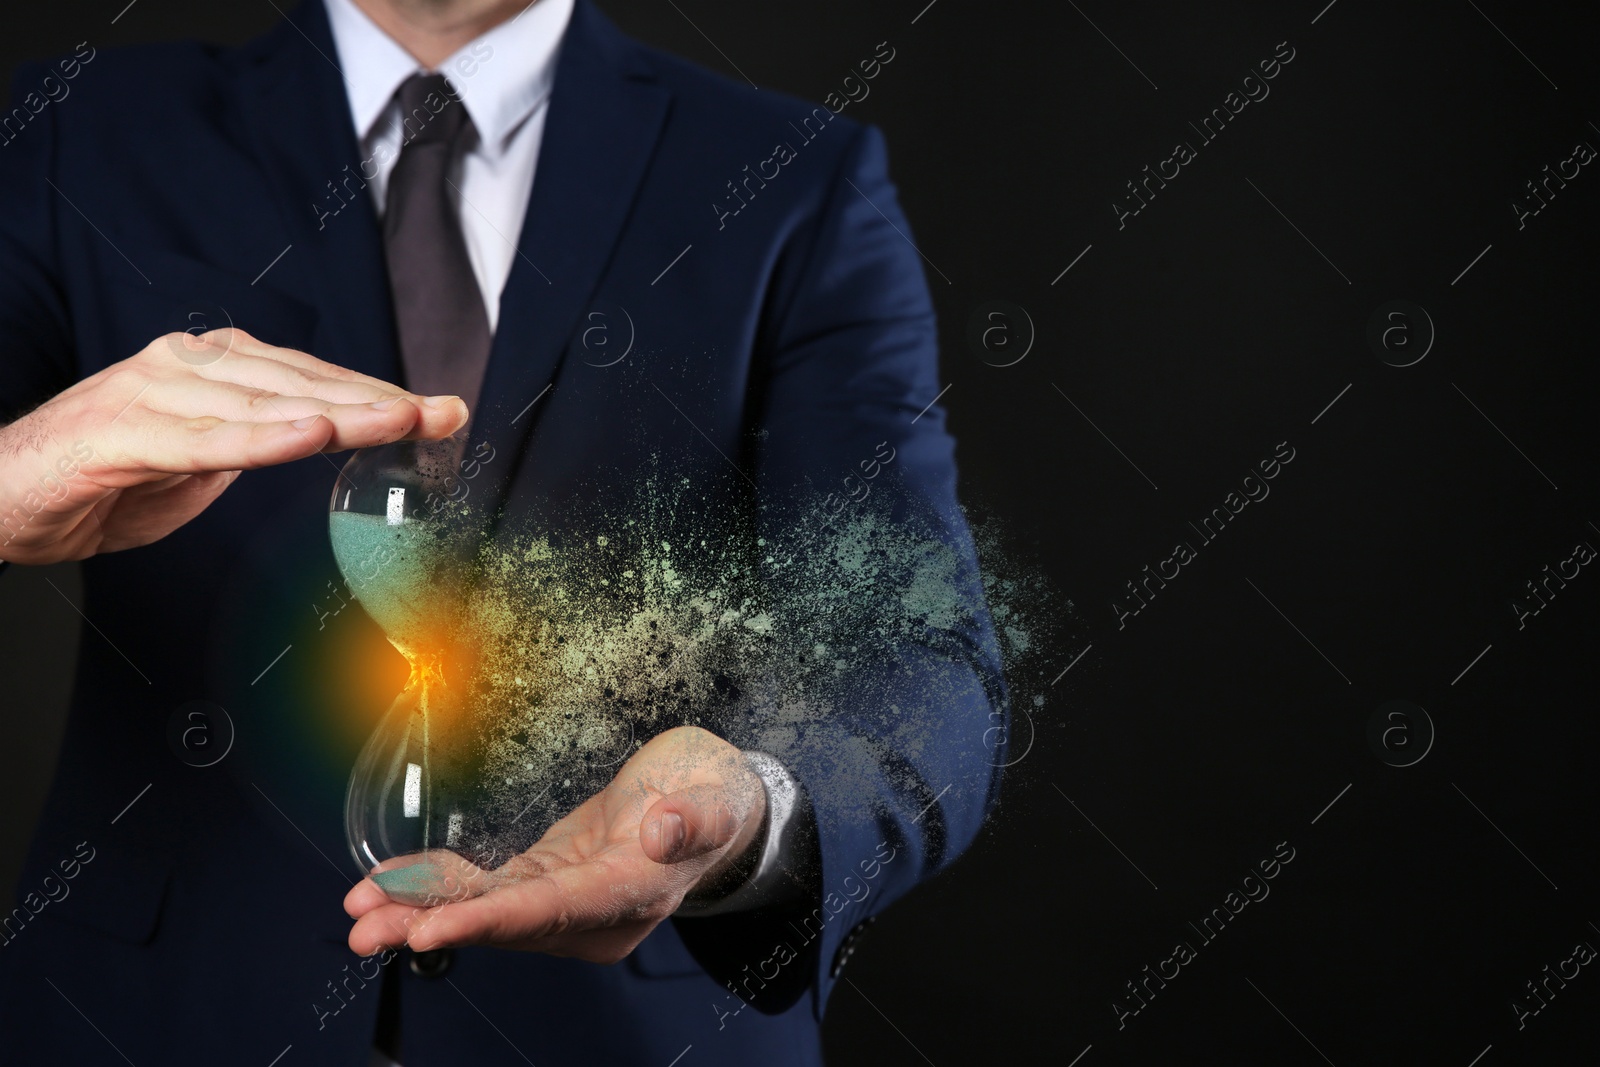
[{"left": 324, "top": 0, "right": 573, "bottom": 332}]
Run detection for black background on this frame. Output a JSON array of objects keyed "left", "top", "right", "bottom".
[{"left": 3, "top": 1, "right": 1598, "bottom": 1063}]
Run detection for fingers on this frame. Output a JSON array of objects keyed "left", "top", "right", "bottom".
[
  {"left": 106, "top": 408, "right": 423, "bottom": 475},
  {"left": 146, "top": 375, "right": 402, "bottom": 423},
  {"left": 345, "top": 852, "right": 497, "bottom": 956},
  {"left": 147, "top": 413, "right": 340, "bottom": 472},
  {"left": 614, "top": 726, "right": 765, "bottom": 867},
  {"left": 408, "top": 868, "right": 575, "bottom": 952},
  {"left": 396, "top": 851, "right": 691, "bottom": 959},
  {"left": 348, "top": 900, "right": 437, "bottom": 958},
  {"left": 112, "top": 410, "right": 380, "bottom": 474},
  {"left": 133, "top": 377, "right": 460, "bottom": 454},
  {"left": 144, "top": 330, "right": 470, "bottom": 441},
  {"left": 187, "top": 355, "right": 403, "bottom": 407},
  {"left": 641, "top": 783, "right": 746, "bottom": 864},
  {"left": 345, "top": 850, "right": 493, "bottom": 915},
  {"left": 346, "top": 892, "right": 653, "bottom": 964},
  {"left": 345, "top": 865, "right": 568, "bottom": 957},
  {"left": 101, "top": 391, "right": 431, "bottom": 476},
  {"left": 344, "top": 827, "right": 719, "bottom": 960},
  {"left": 344, "top": 877, "right": 395, "bottom": 920},
  {"left": 202, "top": 329, "right": 403, "bottom": 390}
]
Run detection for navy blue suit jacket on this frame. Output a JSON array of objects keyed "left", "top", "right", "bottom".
[{"left": 0, "top": 2, "right": 1005, "bottom": 1063}]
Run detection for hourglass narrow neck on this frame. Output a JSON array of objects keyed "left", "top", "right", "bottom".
[{"left": 404, "top": 649, "right": 449, "bottom": 690}]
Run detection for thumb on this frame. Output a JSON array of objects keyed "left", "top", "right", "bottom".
[{"left": 641, "top": 784, "right": 746, "bottom": 865}]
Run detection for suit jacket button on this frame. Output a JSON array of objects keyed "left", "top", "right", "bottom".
[
  {"left": 409, "top": 949, "right": 453, "bottom": 978},
  {"left": 830, "top": 916, "right": 875, "bottom": 979}
]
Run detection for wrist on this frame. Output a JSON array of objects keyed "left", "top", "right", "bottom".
[
  {"left": 0, "top": 413, "right": 98, "bottom": 563},
  {"left": 676, "top": 751, "right": 812, "bottom": 917},
  {"left": 681, "top": 761, "right": 769, "bottom": 906}
]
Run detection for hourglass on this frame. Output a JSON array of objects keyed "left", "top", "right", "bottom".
[
  {"left": 332, "top": 438, "right": 637, "bottom": 906},
  {"left": 330, "top": 437, "right": 496, "bottom": 905}
]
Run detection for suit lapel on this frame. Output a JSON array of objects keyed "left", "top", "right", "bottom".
[
  {"left": 466, "top": 0, "right": 672, "bottom": 521},
  {"left": 232, "top": 0, "right": 402, "bottom": 387}
]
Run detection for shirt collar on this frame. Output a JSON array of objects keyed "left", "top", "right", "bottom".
[{"left": 324, "top": 0, "right": 574, "bottom": 154}]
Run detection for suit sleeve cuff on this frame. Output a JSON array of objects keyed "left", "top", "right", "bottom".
[{"left": 674, "top": 750, "right": 812, "bottom": 917}]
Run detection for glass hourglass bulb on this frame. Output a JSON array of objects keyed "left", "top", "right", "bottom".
[
  {"left": 331, "top": 437, "right": 495, "bottom": 905},
  {"left": 331, "top": 438, "right": 634, "bottom": 906}
]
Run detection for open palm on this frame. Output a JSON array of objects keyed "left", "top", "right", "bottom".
[{"left": 344, "top": 725, "right": 767, "bottom": 964}]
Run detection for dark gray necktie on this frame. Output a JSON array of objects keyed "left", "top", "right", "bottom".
[{"left": 382, "top": 73, "right": 492, "bottom": 413}]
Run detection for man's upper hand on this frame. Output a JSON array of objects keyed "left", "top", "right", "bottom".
[
  {"left": 0, "top": 328, "right": 467, "bottom": 564},
  {"left": 343, "top": 725, "right": 769, "bottom": 965}
]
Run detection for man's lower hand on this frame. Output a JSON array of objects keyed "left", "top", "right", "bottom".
[{"left": 343, "top": 725, "right": 768, "bottom": 964}]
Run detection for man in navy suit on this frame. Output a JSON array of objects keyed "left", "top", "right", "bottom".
[{"left": 0, "top": 1, "right": 1005, "bottom": 1063}]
